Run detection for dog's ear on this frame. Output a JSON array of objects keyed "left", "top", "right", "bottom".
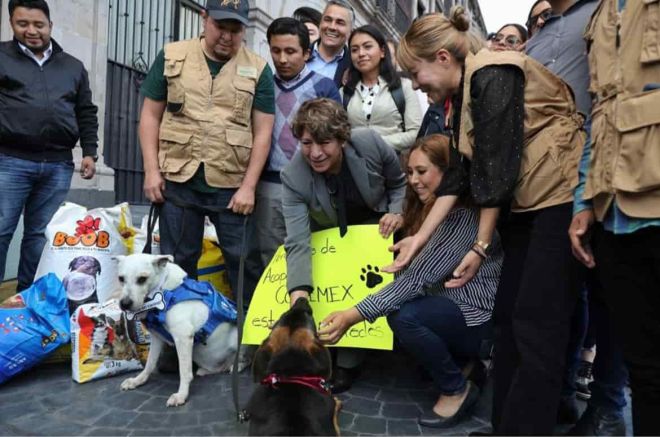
[
  {"left": 252, "top": 345, "right": 272, "bottom": 382},
  {"left": 111, "top": 255, "right": 126, "bottom": 264},
  {"left": 152, "top": 255, "right": 174, "bottom": 269},
  {"left": 94, "top": 258, "right": 102, "bottom": 275}
]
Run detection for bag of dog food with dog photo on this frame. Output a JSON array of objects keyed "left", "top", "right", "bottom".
[
  {"left": 71, "top": 300, "right": 147, "bottom": 383},
  {"left": 0, "top": 274, "right": 70, "bottom": 384},
  {"left": 35, "top": 202, "right": 133, "bottom": 316}
]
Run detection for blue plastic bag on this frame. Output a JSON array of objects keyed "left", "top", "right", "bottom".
[{"left": 0, "top": 273, "right": 70, "bottom": 384}]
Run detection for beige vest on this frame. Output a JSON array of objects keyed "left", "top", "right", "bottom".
[
  {"left": 158, "top": 38, "right": 267, "bottom": 188},
  {"left": 584, "top": 0, "right": 660, "bottom": 220},
  {"left": 459, "top": 50, "right": 586, "bottom": 212}
]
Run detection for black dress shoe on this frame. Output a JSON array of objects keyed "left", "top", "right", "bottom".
[
  {"left": 418, "top": 381, "right": 480, "bottom": 429},
  {"left": 557, "top": 395, "right": 580, "bottom": 424},
  {"left": 330, "top": 366, "right": 358, "bottom": 394},
  {"left": 567, "top": 406, "right": 625, "bottom": 436}
]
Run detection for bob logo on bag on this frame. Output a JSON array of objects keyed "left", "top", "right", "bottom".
[{"left": 53, "top": 215, "right": 110, "bottom": 248}]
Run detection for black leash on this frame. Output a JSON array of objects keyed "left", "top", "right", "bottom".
[
  {"left": 233, "top": 215, "right": 250, "bottom": 423},
  {"left": 142, "top": 203, "right": 160, "bottom": 255},
  {"left": 143, "top": 199, "right": 250, "bottom": 422}
]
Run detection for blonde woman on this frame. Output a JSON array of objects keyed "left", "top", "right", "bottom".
[{"left": 391, "top": 7, "right": 586, "bottom": 434}]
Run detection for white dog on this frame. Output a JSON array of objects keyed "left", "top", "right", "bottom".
[{"left": 114, "top": 254, "right": 237, "bottom": 407}]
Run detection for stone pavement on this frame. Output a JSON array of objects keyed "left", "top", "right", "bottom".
[
  {"left": 0, "top": 349, "right": 631, "bottom": 436},
  {"left": 0, "top": 350, "right": 493, "bottom": 436}
]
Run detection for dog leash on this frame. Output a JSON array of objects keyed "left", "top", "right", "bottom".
[
  {"left": 233, "top": 215, "right": 250, "bottom": 423},
  {"left": 143, "top": 203, "right": 160, "bottom": 255}
]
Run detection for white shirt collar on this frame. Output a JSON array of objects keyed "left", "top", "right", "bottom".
[{"left": 17, "top": 41, "right": 53, "bottom": 67}]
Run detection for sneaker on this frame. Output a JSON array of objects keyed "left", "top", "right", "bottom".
[{"left": 576, "top": 360, "right": 593, "bottom": 400}]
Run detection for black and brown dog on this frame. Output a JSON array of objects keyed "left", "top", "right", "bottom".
[{"left": 247, "top": 298, "right": 341, "bottom": 436}]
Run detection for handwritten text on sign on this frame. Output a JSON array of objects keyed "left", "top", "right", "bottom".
[{"left": 242, "top": 225, "right": 394, "bottom": 350}]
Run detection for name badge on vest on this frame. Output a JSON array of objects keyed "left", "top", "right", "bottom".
[{"left": 237, "top": 66, "right": 257, "bottom": 78}]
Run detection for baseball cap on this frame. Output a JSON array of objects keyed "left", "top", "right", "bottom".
[{"left": 205, "top": 0, "right": 249, "bottom": 26}]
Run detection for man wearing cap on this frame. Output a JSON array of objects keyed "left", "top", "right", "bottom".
[{"left": 138, "top": 0, "right": 274, "bottom": 310}]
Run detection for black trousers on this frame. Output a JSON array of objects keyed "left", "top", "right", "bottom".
[
  {"left": 594, "top": 224, "right": 660, "bottom": 436},
  {"left": 492, "top": 202, "right": 583, "bottom": 435}
]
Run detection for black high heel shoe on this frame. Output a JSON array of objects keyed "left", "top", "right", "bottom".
[{"left": 418, "top": 381, "right": 480, "bottom": 429}]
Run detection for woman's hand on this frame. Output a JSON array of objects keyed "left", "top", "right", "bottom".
[
  {"left": 382, "top": 233, "right": 425, "bottom": 273},
  {"left": 318, "top": 308, "right": 363, "bottom": 344},
  {"left": 379, "top": 213, "right": 404, "bottom": 238},
  {"left": 444, "top": 249, "right": 483, "bottom": 288}
]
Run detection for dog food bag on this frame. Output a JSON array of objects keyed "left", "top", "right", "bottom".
[
  {"left": 0, "top": 274, "right": 70, "bottom": 384},
  {"left": 71, "top": 300, "right": 146, "bottom": 383},
  {"left": 35, "top": 202, "right": 133, "bottom": 316}
]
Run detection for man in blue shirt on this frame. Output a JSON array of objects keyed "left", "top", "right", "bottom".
[{"left": 306, "top": 0, "right": 353, "bottom": 87}]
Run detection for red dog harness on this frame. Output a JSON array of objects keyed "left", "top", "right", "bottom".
[{"left": 261, "top": 373, "right": 331, "bottom": 396}]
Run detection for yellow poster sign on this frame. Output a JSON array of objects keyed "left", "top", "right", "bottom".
[{"left": 243, "top": 225, "right": 394, "bottom": 350}]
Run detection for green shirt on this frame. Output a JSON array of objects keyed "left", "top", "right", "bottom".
[{"left": 141, "top": 48, "right": 275, "bottom": 192}]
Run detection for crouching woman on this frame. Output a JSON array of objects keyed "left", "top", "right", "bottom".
[{"left": 319, "top": 135, "right": 502, "bottom": 428}]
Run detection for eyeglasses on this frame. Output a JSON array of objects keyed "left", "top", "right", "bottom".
[
  {"left": 527, "top": 8, "right": 553, "bottom": 29},
  {"left": 489, "top": 34, "right": 522, "bottom": 47}
]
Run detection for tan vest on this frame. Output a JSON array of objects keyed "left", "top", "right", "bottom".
[
  {"left": 584, "top": 0, "right": 660, "bottom": 220},
  {"left": 459, "top": 50, "right": 586, "bottom": 212},
  {"left": 158, "top": 38, "right": 267, "bottom": 188}
]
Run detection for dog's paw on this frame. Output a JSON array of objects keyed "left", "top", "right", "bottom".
[
  {"left": 166, "top": 392, "right": 187, "bottom": 407},
  {"left": 120, "top": 377, "right": 142, "bottom": 391},
  {"left": 196, "top": 367, "right": 220, "bottom": 377},
  {"left": 360, "top": 264, "right": 383, "bottom": 289}
]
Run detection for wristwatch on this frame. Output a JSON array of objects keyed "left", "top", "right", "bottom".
[{"left": 474, "top": 240, "right": 492, "bottom": 256}]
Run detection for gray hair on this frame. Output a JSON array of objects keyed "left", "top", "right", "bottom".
[{"left": 323, "top": 0, "right": 355, "bottom": 27}]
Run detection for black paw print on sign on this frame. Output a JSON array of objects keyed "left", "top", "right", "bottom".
[{"left": 360, "top": 265, "right": 383, "bottom": 289}]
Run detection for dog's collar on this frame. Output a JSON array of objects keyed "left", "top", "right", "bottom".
[{"left": 261, "top": 373, "right": 331, "bottom": 395}]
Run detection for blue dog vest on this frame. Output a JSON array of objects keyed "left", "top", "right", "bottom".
[{"left": 143, "top": 278, "right": 237, "bottom": 345}]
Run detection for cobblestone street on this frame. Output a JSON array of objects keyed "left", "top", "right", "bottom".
[{"left": 0, "top": 350, "right": 497, "bottom": 436}]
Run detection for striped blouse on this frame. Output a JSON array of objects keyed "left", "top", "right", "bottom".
[{"left": 355, "top": 208, "right": 502, "bottom": 327}]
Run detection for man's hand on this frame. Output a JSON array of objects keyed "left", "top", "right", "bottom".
[
  {"left": 289, "top": 290, "right": 310, "bottom": 307},
  {"left": 144, "top": 170, "right": 165, "bottom": 203},
  {"left": 445, "top": 249, "right": 483, "bottom": 288},
  {"left": 318, "top": 307, "right": 363, "bottom": 344},
  {"left": 379, "top": 213, "right": 403, "bottom": 238},
  {"left": 382, "top": 234, "right": 424, "bottom": 273},
  {"left": 228, "top": 185, "right": 255, "bottom": 215},
  {"left": 80, "top": 156, "right": 96, "bottom": 179},
  {"left": 569, "top": 209, "right": 596, "bottom": 268}
]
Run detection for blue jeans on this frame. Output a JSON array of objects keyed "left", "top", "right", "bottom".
[
  {"left": 563, "top": 271, "right": 628, "bottom": 416},
  {"left": 0, "top": 153, "right": 73, "bottom": 291},
  {"left": 387, "top": 295, "right": 492, "bottom": 395},
  {"left": 159, "top": 180, "right": 262, "bottom": 305}
]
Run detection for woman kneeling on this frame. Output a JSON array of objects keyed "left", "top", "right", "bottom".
[{"left": 320, "top": 134, "right": 502, "bottom": 428}]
